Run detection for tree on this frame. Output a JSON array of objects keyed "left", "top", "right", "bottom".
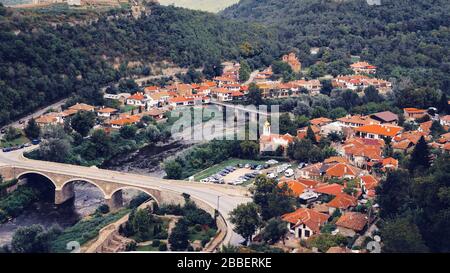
[
  {"left": 239, "top": 141, "right": 259, "bottom": 159},
  {"left": 119, "top": 125, "right": 137, "bottom": 139},
  {"left": 247, "top": 83, "right": 263, "bottom": 105},
  {"left": 169, "top": 218, "right": 190, "bottom": 251},
  {"left": 11, "top": 225, "right": 61, "bottom": 253},
  {"left": 164, "top": 161, "right": 183, "bottom": 179},
  {"left": 409, "top": 136, "right": 430, "bottom": 172},
  {"left": 90, "top": 129, "right": 112, "bottom": 158},
  {"left": 239, "top": 60, "right": 251, "bottom": 82},
  {"left": 287, "top": 139, "right": 324, "bottom": 163},
  {"left": 308, "top": 233, "right": 347, "bottom": 253},
  {"left": 306, "top": 125, "right": 317, "bottom": 144},
  {"left": 253, "top": 176, "right": 295, "bottom": 220},
  {"left": 430, "top": 120, "right": 445, "bottom": 137},
  {"left": 70, "top": 111, "right": 96, "bottom": 137},
  {"left": 4, "top": 127, "right": 21, "bottom": 141},
  {"left": 203, "top": 59, "right": 223, "bottom": 79},
  {"left": 229, "top": 203, "right": 262, "bottom": 244},
  {"left": 377, "top": 170, "right": 413, "bottom": 218},
  {"left": 438, "top": 92, "right": 449, "bottom": 114},
  {"left": 363, "top": 85, "right": 382, "bottom": 103},
  {"left": 24, "top": 118, "right": 41, "bottom": 139},
  {"left": 37, "top": 138, "right": 71, "bottom": 163},
  {"left": 380, "top": 217, "right": 429, "bottom": 253},
  {"left": 131, "top": 209, "right": 152, "bottom": 242},
  {"left": 261, "top": 217, "right": 287, "bottom": 244}
]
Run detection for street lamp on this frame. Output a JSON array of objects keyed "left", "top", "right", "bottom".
[{"left": 217, "top": 195, "right": 222, "bottom": 212}]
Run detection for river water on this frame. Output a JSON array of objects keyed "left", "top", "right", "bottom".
[
  {"left": 0, "top": 141, "right": 190, "bottom": 247},
  {"left": 0, "top": 182, "right": 105, "bottom": 247}
]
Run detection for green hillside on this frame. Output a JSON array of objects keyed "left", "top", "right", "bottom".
[
  {"left": 222, "top": 0, "right": 450, "bottom": 93},
  {"left": 159, "top": 0, "right": 239, "bottom": 12}
]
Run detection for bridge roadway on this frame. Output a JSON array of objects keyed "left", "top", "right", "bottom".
[{"left": 0, "top": 148, "right": 251, "bottom": 247}]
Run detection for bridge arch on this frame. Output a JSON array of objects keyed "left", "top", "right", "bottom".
[
  {"left": 61, "top": 178, "right": 108, "bottom": 198},
  {"left": 16, "top": 171, "right": 58, "bottom": 189},
  {"left": 109, "top": 186, "right": 161, "bottom": 206}
]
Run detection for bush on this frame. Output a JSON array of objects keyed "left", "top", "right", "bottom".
[
  {"left": 96, "top": 204, "right": 110, "bottom": 214},
  {"left": 158, "top": 242, "right": 167, "bottom": 251},
  {"left": 151, "top": 239, "right": 161, "bottom": 247}
]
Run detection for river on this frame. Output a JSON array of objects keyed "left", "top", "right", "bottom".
[{"left": 0, "top": 140, "right": 189, "bottom": 247}]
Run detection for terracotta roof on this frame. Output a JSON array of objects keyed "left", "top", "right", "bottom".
[
  {"left": 336, "top": 212, "right": 368, "bottom": 231},
  {"left": 314, "top": 183, "right": 344, "bottom": 196},
  {"left": 97, "top": 107, "right": 118, "bottom": 114},
  {"left": 360, "top": 175, "right": 379, "bottom": 191},
  {"left": 337, "top": 115, "right": 378, "bottom": 126},
  {"left": 279, "top": 180, "right": 307, "bottom": 196},
  {"left": 370, "top": 111, "right": 399, "bottom": 123},
  {"left": 310, "top": 117, "right": 333, "bottom": 126},
  {"left": 296, "top": 178, "right": 319, "bottom": 188},
  {"left": 382, "top": 157, "right": 398, "bottom": 168},
  {"left": 355, "top": 124, "right": 403, "bottom": 137},
  {"left": 128, "top": 93, "right": 145, "bottom": 101},
  {"left": 36, "top": 115, "right": 58, "bottom": 124},
  {"left": 327, "top": 193, "right": 358, "bottom": 209},
  {"left": 282, "top": 208, "right": 329, "bottom": 234},
  {"left": 326, "top": 163, "right": 358, "bottom": 178},
  {"left": 324, "top": 156, "right": 348, "bottom": 164},
  {"left": 350, "top": 61, "right": 376, "bottom": 69},
  {"left": 69, "top": 103, "right": 95, "bottom": 112},
  {"left": 404, "top": 108, "right": 426, "bottom": 114}
]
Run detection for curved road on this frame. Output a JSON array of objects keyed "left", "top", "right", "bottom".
[{"left": 0, "top": 148, "right": 251, "bottom": 246}]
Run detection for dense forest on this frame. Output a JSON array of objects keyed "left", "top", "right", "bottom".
[
  {"left": 0, "top": 3, "right": 280, "bottom": 126},
  {"left": 223, "top": 0, "right": 450, "bottom": 92}
]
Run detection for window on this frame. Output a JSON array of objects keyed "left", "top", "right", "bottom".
[{"left": 304, "top": 230, "right": 311, "bottom": 238}]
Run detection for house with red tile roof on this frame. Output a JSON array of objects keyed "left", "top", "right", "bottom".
[
  {"left": 109, "top": 115, "right": 141, "bottom": 129},
  {"left": 325, "top": 163, "right": 360, "bottom": 180},
  {"left": 337, "top": 115, "right": 379, "bottom": 128},
  {"left": 355, "top": 124, "right": 403, "bottom": 139},
  {"left": 369, "top": 111, "right": 399, "bottom": 125},
  {"left": 126, "top": 92, "right": 148, "bottom": 107},
  {"left": 336, "top": 212, "right": 368, "bottom": 237},
  {"left": 327, "top": 193, "right": 358, "bottom": 213},
  {"left": 278, "top": 180, "right": 307, "bottom": 197},
  {"left": 314, "top": 183, "right": 344, "bottom": 196},
  {"left": 440, "top": 115, "right": 450, "bottom": 127},
  {"left": 360, "top": 175, "right": 379, "bottom": 197},
  {"left": 350, "top": 61, "right": 377, "bottom": 75},
  {"left": 96, "top": 107, "right": 118, "bottom": 118},
  {"left": 69, "top": 103, "right": 95, "bottom": 112},
  {"left": 310, "top": 117, "right": 333, "bottom": 127},
  {"left": 382, "top": 157, "right": 398, "bottom": 171},
  {"left": 297, "top": 162, "right": 323, "bottom": 180},
  {"left": 282, "top": 208, "right": 329, "bottom": 240},
  {"left": 403, "top": 108, "right": 427, "bottom": 120}
]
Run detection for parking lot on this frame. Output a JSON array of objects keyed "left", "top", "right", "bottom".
[{"left": 195, "top": 158, "right": 296, "bottom": 186}]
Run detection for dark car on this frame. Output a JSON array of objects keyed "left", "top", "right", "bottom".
[
  {"left": 31, "top": 139, "right": 41, "bottom": 145},
  {"left": 2, "top": 147, "right": 12, "bottom": 152}
]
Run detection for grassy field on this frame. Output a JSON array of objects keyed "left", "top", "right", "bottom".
[
  {"left": 0, "top": 135, "right": 29, "bottom": 148},
  {"left": 188, "top": 226, "right": 217, "bottom": 242},
  {"left": 136, "top": 244, "right": 160, "bottom": 252},
  {"left": 192, "top": 158, "right": 267, "bottom": 181},
  {"left": 50, "top": 208, "right": 130, "bottom": 253},
  {"left": 159, "top": 0, "right": 238, "bottom": 12}
]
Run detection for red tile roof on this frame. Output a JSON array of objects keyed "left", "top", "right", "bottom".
[
  {"left": 314, "top": 183, "right": 344, "bottom": 196},
  {"left": 327, "top": 193, "right": 358, "bottom": 209},
  {"left": 355, "top": 124, "right": 403, "bottom": 137},
  {"left": 336, "top": 212, "right": 368, "bottom": 231},
  {"left": 326, "top": 163, "right": 358, "bottom": 178},
  {"left": 282, "top": 208, "right": 329, "bottom": 234}
]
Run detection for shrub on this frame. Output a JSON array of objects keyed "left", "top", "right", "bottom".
[
  {"left": 96, "top": 204, "right": 110, "bottom": 214},
  {"left": 151, "top": 239, "right": 160, "bottom": 247},
  {"left": 158, "top": 242, "right": 167, "bottom": 251}
]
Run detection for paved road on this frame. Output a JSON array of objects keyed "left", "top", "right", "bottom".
[
  {"left": 0, "top": 148, "right": 251, "bottom": 246},
  {"left": 0, "top": 99, "right": 66, "bottom": 137}
]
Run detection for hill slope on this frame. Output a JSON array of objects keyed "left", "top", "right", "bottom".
[
  {"left": 223, "top": 0, "right": 450, "bottom": 92},
  {"left": 0, "top": 3, "right": 280, "bottom": 126}
]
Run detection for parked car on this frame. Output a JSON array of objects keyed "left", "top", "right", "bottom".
[
  {"left": 267, "top": 172, "right": 277, "bottom": 179},
  {"left": 285, "top": 168, "right": 294, "bottom": 177},
  {"left": 266, "top": 159, "right": 279, "bottom": 165},
  {"left": 2, "top": 147, "right": 12, "bottom": 152},
  {"left": 255, "top": 165, "right": 264, "bottom": 170},
  {"left": 237, "top": 163, "right": 244, "bottom": 168},
  {"left": 31, "top": 139, "right": 41, "bottom": 145}
]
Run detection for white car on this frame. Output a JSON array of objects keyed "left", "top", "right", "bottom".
[
  {"left": 284, "top": 168, "right": 294, "bottom": 177},
  {"left": 267, "top": 172, "right": 277, "bottom": 179},
  {"left": 266, "top": 159, "right": 279, "bottom": 165}
]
